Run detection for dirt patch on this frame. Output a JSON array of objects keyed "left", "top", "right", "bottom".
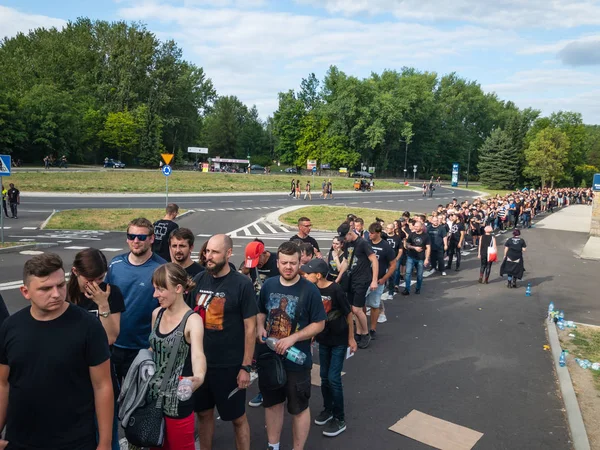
[{"left": 558, "top": 325, "right": 600, "bottom": 449}]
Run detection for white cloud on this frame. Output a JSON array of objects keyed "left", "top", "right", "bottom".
[
  {"left": 0, "top": 6, "right": 66, "bottom": 39},
  {"left": 296, "top": 0, "right": 600, "bottom": 29},
  {"left": 519, "top": 34, "right": 600, "bottom": 55}
]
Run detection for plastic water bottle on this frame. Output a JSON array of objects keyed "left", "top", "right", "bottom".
[
  {"left": 525, "top": 283, "right": 531, "bottom": 296},
  {"left": 557, "top": 321, "right": 565, "bottom": 331},
  {"left": 265, "top": 337, "right": 307, "bottom": 365},
  {"left": 592, "top": 363, "right": 600, "bottom": 371},
  {"left": 559, "top": 350, "right": 566, "bottom": 367},
  {"left": 176, "top": 377, "right": 193, "bottom": 401},
  {"left": 558, "top": 310, "right": 565, "bottom": 321},
  {"left": 548, "top": 302, "right": 554, "bottom": 322}
]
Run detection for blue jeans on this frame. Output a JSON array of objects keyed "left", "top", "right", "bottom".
[
  {"left": 405, "top": 257, "right": 424, "bottom": 292},
  {"left": 319, "top": 344, "right": 346, "bottom": 421}
]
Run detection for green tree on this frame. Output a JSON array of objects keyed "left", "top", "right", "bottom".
[
  {"left": 477, "top": 128, "right": 520, "bottom": 189},
  {"left": 273, "top": 90, "right": 305, "bottom": 164},
  {"left": 98, "top": 110, "right": 139, "bottom": 161},
  {"left": 524, "top": 128, "right": 570, "bottom": 188}
]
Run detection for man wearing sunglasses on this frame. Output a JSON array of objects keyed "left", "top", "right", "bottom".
[
  {"left": 290, "top": 217, "right": 322, "bottom": 258},
  {"left": 105, "top": 217, "right": 167, "bottom": 382}
]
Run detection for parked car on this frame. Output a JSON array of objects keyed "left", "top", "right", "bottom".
[
  {"left": 284, "top": 167, "right": 298, "bottom": 173},
  {"left": 250, "top": 164, "right": 264, "bottom": 174},
  {"left": 351, "top": 171, "right": 373, "bottom": 179},
  {"left": 104, "top": 158, "right": 126, "bottom": 168}
]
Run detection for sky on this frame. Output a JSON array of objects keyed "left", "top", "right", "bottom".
[{"left": 2, "top": 0, "right": 600, "bottom": 123}]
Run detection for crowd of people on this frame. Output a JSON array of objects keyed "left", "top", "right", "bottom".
[{"left": 0, "top": 185, "right": 594, "bottom": 450}]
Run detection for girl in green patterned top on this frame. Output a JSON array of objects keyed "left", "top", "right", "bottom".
[{"left": 148, "top": 263, "right": 207, "bottom": 450}]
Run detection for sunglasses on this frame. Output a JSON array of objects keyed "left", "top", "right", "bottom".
[{"left": 127, "top": 233, "right": 151, "bottom": 241}]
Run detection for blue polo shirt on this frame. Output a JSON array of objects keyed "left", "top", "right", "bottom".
[{"left": 105, "top": 252, "right": 166, "bottom": 350}]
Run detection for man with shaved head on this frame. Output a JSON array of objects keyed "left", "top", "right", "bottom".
[{"left": 190, "top": 234, "right": 258, "bottom": 450}]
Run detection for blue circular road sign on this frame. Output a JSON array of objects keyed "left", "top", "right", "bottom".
[{"left": 162, "top": 164, "right": 172, "bottom": 176}]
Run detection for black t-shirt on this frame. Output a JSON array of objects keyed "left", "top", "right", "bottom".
[
  {"left": 369, "top": 238, "right": 396, "bottom": 279},
  {"left": 505, "top": 237, "right": 527, "bottom": 260},
  {"left": 427, "top": 224, "right": 447, "bottom": 250},
  {"left": 344, "top": 237, "right": 374, "bottom": 284},
  {"left": 152, "top": 219, "right": 179, "bottom": 262},
  {"left": 315, "top": 282, "right": 351, "bottom": 347},
  {"left": 7, "top": 188, "right": 19, "bottom": 203},
  {"left": 0, "top": 304, "right": 110, "bottom": 450},
  {"left": 326, "top": 251, "right": 344, "bottom": 280},
  {"left": 290, "top": 234, "right": 321, "bottom": 252},
  {"left": 386, "top": 234, "right": 403, "bottom": 257},
  {"left": 0, "top": 294, "right": 9, "bottom": 328},
  {"left": 189, "top": 270, "right": 258, "bottom": 368},
  {"left": 449, "top": 222, "right": 465, "bottom": 243},
  {"left": 254, "top": 252, "right": 279, "bottom": 281},
  {"left": 184, "top": 262, "right": 205, "bottom": 278},
  {"left": 405, "top": 231, "right": 431, "bottom": 260},
  {"left": 258, "top": 277, "right": 326, "bottom": 371},
  {"left": 76, "top": 282, "right": 126, "bottom": 318}
]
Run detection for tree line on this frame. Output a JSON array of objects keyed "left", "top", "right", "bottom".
[{"left": 0, "top": 19, "right": 598, "bottom": 187}]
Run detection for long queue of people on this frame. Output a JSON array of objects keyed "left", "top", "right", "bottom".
[{"left": 0, "top": 186, "right": 592, "bottom": 450}]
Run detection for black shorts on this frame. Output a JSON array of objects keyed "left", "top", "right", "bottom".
[
  {"left": 193, "top": 366, "right": 245, "bottom": 421},
  {"left": 347, "top": 281, "right": 369, "bottom": 308},
  {"left": 261, "top": 368, "right": 311, "bottom": 415}
]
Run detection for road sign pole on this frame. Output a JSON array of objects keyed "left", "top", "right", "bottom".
[
  {"left": 0, "top": 176, "right": 3, "bottom": 245},
  {"left": 166, "top": 176, "right": 169, "bottom": 207}
]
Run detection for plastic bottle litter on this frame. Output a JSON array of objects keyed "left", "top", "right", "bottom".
[
  {"left": 568, "top": 333, "right": 576, "bottom": 338},
  {"left": 557, "top": 321, "right": 565, "bottom": 331},
  {"left": 559, "top": 350, "right": 566, "bottom": 367},
  {"left": 575, "top": 358, "right": 591, "bottom": 369},
  {"left": 525, "top": 283, "right": 531, "bottom": 296},
  {"left": 265, "top": 337, "right": 307, "bottom": 365},
  {"left": 548, "top": 302, "right": 554, "bottom": 322},
  {"left": 177, "top": 377, "right": 193, "bottom": 401},
  {"left": 592, "top": 363, "right": 600, "bottom": 371},
  {"left": 558, "top": 310, "right": 565, "bottom": 321},
  {"left": 565, "top": 321, "right": 577, "bottom": 328}
]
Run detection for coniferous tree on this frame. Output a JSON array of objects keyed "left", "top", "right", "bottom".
[{"left": 478, "top": 128, "right": 520, "bottom": 189}]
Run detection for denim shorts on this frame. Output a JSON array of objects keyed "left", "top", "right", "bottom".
[{"left": 365, "top": 284, "right": 385, "bottom": 308}]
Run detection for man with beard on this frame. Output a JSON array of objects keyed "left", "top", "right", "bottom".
[
  {"left": 169, "top": 227, "right": 205, "bottom": 278},
  {"left": 105, "top": 217, "right": 166, "bottom": 381},
  {"left": 257, "top": 241, "right": 326, "bottom": 450},
  {"left": 190, "top": 234, "right": 257, "bottom": 450},
  {"left": 290, "top": 217, "right": 322, "bottom": 258}
]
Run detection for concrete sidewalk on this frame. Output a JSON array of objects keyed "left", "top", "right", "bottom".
[{"left": 534, "top": 205, "right": 600, "bottom": 260}]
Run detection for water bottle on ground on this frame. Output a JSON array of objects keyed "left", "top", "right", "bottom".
[
  {"left": 177, "top": 377, "right": 193, "bottom": 401},
  {"left": 557, "top": 321, "right": 565, "bottom": 331},
  {"left": 592, "top": 363, "right": 600, "bottom": 371},
  {"left": 525, "top": 283, "right": 531, "bottom": 296},
  {"left": 559, "top": 350, "right": 566, "bottom": 367},
  {"left": 558, "top": 310, "right": 565, "bottom": 321},
  {"left": 265, "top": 337, "right": 307, "bottom": 365},
  {"left": 548, "top": 302, "right": 554, "bottom": 322}
]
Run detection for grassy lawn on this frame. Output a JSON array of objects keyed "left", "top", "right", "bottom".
[
  {"left": 560, "top": 325, "right": 600, "bottom": 390},
  {"left": 280, "top": 206, "right": 416, "bottom": 231},
  {"left": 3, "top": 171, "right": 407, "bottom": 193},
  {"left": 45, "top": 208, "right": 185, "bottom": 231},
  {"left": 0, "top": 242, "right": 25, "bottom": 248}
]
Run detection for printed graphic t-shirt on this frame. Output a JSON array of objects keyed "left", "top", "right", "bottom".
[
  {"left": 259, "top": 276, "right": 326, "bottom": 371},
  {"left": 315, "top": 282, "right": 351, "bottom": 347},
  {"left": 152, "top": 219, "right": 179, "bottom": 262},
  {"left": 189, "top": 270, "right": 258, "bottom": 368},
  {"left": 344, "top": 237, "right": 374, "bottom": 285}
]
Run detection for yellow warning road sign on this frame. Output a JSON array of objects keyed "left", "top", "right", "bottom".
[{"left": 161, "top": 153, "right": 174, "bottom": 165}]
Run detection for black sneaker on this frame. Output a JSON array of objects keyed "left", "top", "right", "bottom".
[
  {"left": 369, "top": 329, "right": 377, "bottom": 340},
  {"left": 357, "top": 333, "right": 371, "bottom": 349},
  {"left": 314, "top": 409, "right": 333, "bottom": 426},
  {"left": 401, "top": 289, "right": 410, "bottom": 296},
  {"left": 354, "top": 333, "right": 361, "bottom": 344},
  {"left": 323, "top": 418, "right": 347, "bottom": 437},
  {"left": 415, "top": 289, "right": 420, "bottom": 295}
]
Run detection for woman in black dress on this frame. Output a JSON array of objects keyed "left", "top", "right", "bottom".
[
  {"left": 478, "top": 225, "right": 497, "bottom": 284},
  {"left": 500, "top": 229, "right": 527, "bottom": 288}
]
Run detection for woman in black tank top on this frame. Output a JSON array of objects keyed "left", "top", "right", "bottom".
[{"left": 478, "top": 226, "right": 497, "bottom": 284}]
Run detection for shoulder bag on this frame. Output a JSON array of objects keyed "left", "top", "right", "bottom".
[{"left": 124, "top": 310, "right": 194, "bottom": 447}]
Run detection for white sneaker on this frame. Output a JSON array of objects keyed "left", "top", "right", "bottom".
[
  {"left": 380, "top": 292, "right": 390, "bottom": 301},
  {"left": 441, "top": 272, "right": 447, "bottom": 276},
  {"left": 378, "top": 313, "right": 387, "bottom": 323},
  {"left": 366, "top": 307, "right": 371, "bottom": 316}
]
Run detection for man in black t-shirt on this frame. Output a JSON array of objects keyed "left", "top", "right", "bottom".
[
  {"left": 427, "top": 216, "right": 448, "bottom": 275},
  {"left": 257, "top": 241, "right": 326, "bottom": 450},
  {"left": 337, "top": 222, "right": 378, "bottom": 349},
  {"left": 169, "top": 227, "right": 205, "bottom": 278},
  {"left": 191, "top": 234, "right": 257, "bottom": 450},
  {"left": 290, "top": 216, "right": 322, "bottom": 257},
  {"left": 0, "top": 253, "right": 112, "bottom": 450},
  {"left": 402, "top": 221, "right": 431, "bottom": 295},
  {"left": 446, "top": 212, "right": 465, "bottom": 271},
  {"left": 302, "top": 258, "right": 355, "bottom": 437},
  {"left": 152, "top": 203, "right": 179, "bottom": 261},
  {"left": 6, "top": 183, "right": 19, "bottom": 219}
]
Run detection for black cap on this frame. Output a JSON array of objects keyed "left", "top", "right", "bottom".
[
  {"left": 300, "top": 258, "right": 329, "bottom": 276},
  {"left": 337, "top": 222, "right": 351, "bottom": 237}
]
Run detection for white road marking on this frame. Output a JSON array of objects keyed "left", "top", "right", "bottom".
[
  {"left": 57, "top": 240, "right": 72, "bottom": 243},
  {"left": 64, "top": 246, "right": 90, "bottom": 250},
  {"left": 19, "top": 239, "right": 35, "bottom": 242},
  {"left": 264, "top": 223, "right": 278, "bottom": 233},
  {"left": 253, "top": 224, "right": 266, "bottom": 235},
  {"left": 22, "top": 227, "right": 37, "bottom": 230},
  {"left": 99, "top": 248, "right": 123, "bottom": 252},
  {"left": 241, "top": 200, "right": 253, "bottom": 203},
  {"left": 242, "top": 227, "right": 251, "bottom": 236},
  {"left": 20, "top": 250, "right": 44, "bottom": 255},
  {"left": 1, "top": 227, "right": 10, "bottom": 230}
]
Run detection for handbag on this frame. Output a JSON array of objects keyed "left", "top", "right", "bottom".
[
  {"left": 487, "top": 238, "right": 498, "bottom": 262},
  {"left": 124, "top": 310, "right": 193, "bottom": 447}
]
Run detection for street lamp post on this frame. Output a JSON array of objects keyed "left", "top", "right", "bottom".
[
  {"left": 400, "top": 138, "right": 409, "bottom": 182},
  {"left": 466, "top": 148, "right": 471, "bottom": 188}
]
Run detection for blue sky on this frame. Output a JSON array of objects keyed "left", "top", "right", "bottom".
[{"left": 2, "top": 0, "right": 600, "bottom": 123}]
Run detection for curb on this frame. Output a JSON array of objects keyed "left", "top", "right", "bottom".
[
  {"left": 264, "top": 205, "right": 309, "bottom": 230},
  {"left": 40, "top": 209, "right": 57, "bottom": 230},
  {"left": 547, "top": 321, "right": 591, "bottom": 450},
  {"left": 0, "top": 242, "right": 59, "bottom": 254}
]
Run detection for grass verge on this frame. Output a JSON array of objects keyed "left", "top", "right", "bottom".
[
  {"left": 279, "top": 206, "right": 413, "bottom": 232},
  {"left": 3, "top": 171, "right": 408, "bottom": 194},
  {"left": 0, "top": 242, "right": 25, "bottom": 248},
  {"left": 45, "top": 209, "right": 186, "bottom": 231},
  {"left": 560, "top": 325, "right": 600, "bottom": 391}
]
